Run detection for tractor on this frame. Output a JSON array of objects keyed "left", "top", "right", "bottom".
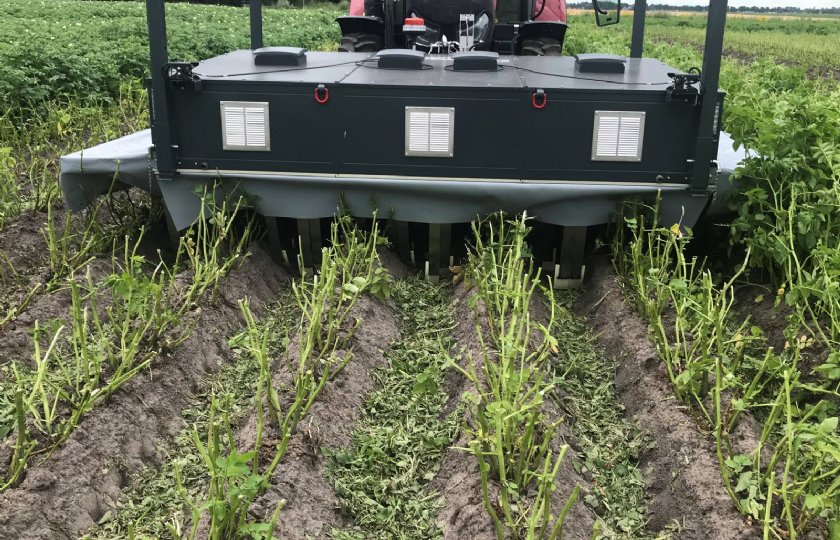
[
  {"left": 59, "top": 0, "right": 738, "bottom": 285},
  {"left": 338, "top": 0, "right": 567, "bottom": 55}
]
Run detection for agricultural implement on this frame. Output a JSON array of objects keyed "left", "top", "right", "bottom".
[{"left": 59, "top": 0, "right": 741, "bottom": 285}]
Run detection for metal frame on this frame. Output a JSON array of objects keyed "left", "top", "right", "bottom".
[
  {"left": 146, "top": 0, "right": 173, "bottom": 175},
  {"left": 250, "top": 0, "right": 263, "bottom": 50},
  {"left": 690, "top": 0, "right": 728, "bottom": 195},
  {"left": 144, "top": 0, "right": 729, "bottom": 194},
  {"left": 630, "top": 0, "right": 646, "bottom": 58}
]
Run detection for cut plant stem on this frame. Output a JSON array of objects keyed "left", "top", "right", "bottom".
[{"left": 456, "top": 212, "right": 578, "bottom": 540}]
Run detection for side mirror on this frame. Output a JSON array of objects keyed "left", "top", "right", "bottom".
[{"left": 592, "top": 0, "right": 621, "bottom": 26}]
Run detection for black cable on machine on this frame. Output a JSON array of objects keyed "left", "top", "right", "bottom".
[
  {"left": 533, "top": 0, "right": 546, "bottom": 19},
  {"left": 198, "top": 59, "right": 365, "bottom": 78}
]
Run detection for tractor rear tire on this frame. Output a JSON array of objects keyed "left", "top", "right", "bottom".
[
  {"left": 520, "top": 37, "right": 564, "bottom": 56},
  {"left": 339, "top": 32, "right": 384, "bottom": 53}
]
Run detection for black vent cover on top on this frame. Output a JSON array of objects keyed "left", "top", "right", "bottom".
[
  {"left": 253, "top": 47, "right": 307, "bottom": 67},
  {"left": 574, "top": 53, "right": 627, "bottom": 74},
  {"left": 451, "top": 51, "right": 500, "bottom": 72},
  {"left": 376, "top": 49, "right": 427, "bottom": 70}
]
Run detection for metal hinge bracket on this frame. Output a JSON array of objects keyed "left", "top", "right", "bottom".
[
  {"left": 162, "top": 62, "right": 202, "bottom": 91},
  {"left": 666, "top": 70, "right": 702, "bottom": 106}
]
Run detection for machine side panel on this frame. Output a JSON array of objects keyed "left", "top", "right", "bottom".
[
  {"left": 523, "top": 92, "right": 699, "bottom": 182},
  {"left": 339, "top": 86, "right": 526, "bottom": 179},
  {"left": 170, "top": 84, "right": 344, "bottom": 174},
  {"left": 168, "top": 78, "right": 700, "bottom": 184}
]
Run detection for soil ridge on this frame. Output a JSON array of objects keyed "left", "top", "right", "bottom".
[
  {"left": 575, "top": 256, "right": 759, "bottom": 540},
  {"left": 0, "top": 246, "right": 288, "bottom": 540},
  {"left": 236, "top": 259, "right": 404, "bottom": 539}
]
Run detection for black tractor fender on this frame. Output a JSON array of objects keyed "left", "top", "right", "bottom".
[
  {"left": 336, "top": 16, "right": 385, "bottom": 39},
  {"left": 516, "top": 21, "right": 568, "bottom": 50}
]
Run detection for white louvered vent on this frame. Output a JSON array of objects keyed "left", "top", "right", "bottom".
[
  {"left": 220, "top": 101, "right": 270, "bottom": 151},
  {"left": 405, "top": 107, "right": 455, "bottom": 157},
  {"left": 591, "top": 111, "right": 646, "bottom": 162}
]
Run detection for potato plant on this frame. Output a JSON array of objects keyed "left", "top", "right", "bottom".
[
  {"left": 617, "top": 202, "right": 840, "bottom": 538},
  {"left": 451, "top": 213, "right": 577, "bottom": 540}
]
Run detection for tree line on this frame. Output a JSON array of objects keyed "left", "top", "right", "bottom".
[{"left": 568, "top": 2, "right": 840, "bottom": 14}]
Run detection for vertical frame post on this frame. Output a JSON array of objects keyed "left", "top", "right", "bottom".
[
  {"left": 558, "top": 226, "right": 587, "bottom": 281},
  {"left": 690, "top": 0, "right": 728, "bottom": 195},
  {"left": 146, "top": 0, "right": 174, "bottom": 174},
  {"left": 250, "top": 0, "right": 263, "bottom": 50},
  {"left": 383, "top": 0, "right": 395, "bottom": 49},
  {"left": 630, "top": 0, "right": 646, "bottom": 58}
]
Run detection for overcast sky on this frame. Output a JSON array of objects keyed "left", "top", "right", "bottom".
[{"left": 656, "top": 0, "right": 840, "bottom": 6}]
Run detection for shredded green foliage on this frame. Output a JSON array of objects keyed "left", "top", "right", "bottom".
[
  {"left": 328, "top": 279, "right": 461, "bottom": 539},
  {"left": 550, "top": 292, "right": 669, "bottom": 540}
]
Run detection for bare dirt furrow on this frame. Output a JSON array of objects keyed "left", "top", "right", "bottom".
[
  {"left": 238, "top": 293, "right": 399, "bottom": 539},
  {"left": 433, "top": 285, "right": 597, "bottom": 540},
  {"left": 0, "top": 210, "right": 51, "bottom": 275},
  {"left": 433, "top": 286, "right": 495, "bottom": 540},
  {"left": 576, "top": 256, "right": 759, "bottom": 540},
  {"left": 0, "top": 209, "right": 56, "bottom": 300},
  {"left": 0, "top": 247, "right": 288, "bottom": 540}
]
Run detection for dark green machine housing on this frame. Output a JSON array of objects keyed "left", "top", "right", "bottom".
[
  {"left": 171, "top": 54, "right": 720, "bottom": 185},
  {"left": 133, "top": 0, "right": 730, "bottom": 281}
]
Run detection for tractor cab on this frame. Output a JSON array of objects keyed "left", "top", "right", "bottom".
[{"left": 339, "top": 0, "right": 568, "bottom": 55}]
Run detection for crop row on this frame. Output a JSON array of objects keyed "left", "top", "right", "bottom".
[
  {"left": 615, "top": 197, "right": 839, "bottom": 538},
  {"left": 642, "top": 11, "right": 840, "bottom": 72},
  {"left": 568, "top": 12, "right": 840, "bottom": 537},
  {"left": 177, "top": 215, "right": 384, "bottom": 538},
  {"left": 0, "top": 193, "right": 252, "bottom": 493},
  {"left": 0, "top": 0, "right": 341, "bottom": 114}
]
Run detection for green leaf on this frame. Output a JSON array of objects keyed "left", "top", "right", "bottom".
[
  {"left": 734, "top": 471, "right": 753, "bottom": 493},
  {"left": 804, "top": 494, "right": 822, "bottom": 510},
  {"left": 725, "top": 454, "right": 752, "bottom": 472},
  {"left": 815, "top": 361, "right": 840, "bottom": 381},
  {"left": 668, "top": 278, "right": 687, "bottom": 291},
  {"left": 343, "top": 282, "right": 359, "bottom": 295},
  {"left": 819, "top": 417, "right": 838, "bottom": 433}
]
